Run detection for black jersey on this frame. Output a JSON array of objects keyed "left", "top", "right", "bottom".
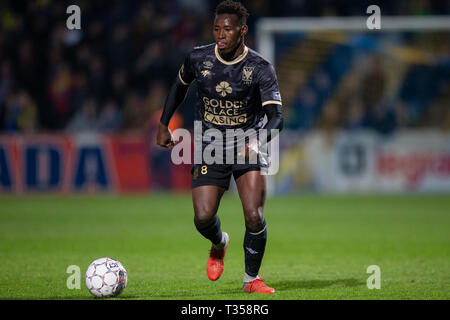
[{"left": 178, "top": 43, "right": 282, "bottom": 134}]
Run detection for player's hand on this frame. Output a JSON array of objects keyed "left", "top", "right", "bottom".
[{"left": 156, "top": 122, "right": 175, "bottom": 148}]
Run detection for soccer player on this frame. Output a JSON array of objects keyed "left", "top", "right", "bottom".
[{"left": 156, "top": 0, "right": 283, "bottom": 294}]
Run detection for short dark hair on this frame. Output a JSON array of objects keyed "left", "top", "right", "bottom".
[{"left": 215, "top": 0, "right": 249, "bottom": 26}]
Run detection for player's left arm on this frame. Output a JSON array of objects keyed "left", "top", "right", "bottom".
[
  {"left": 242, "top": 63, "right": 283, "bottom": 159},
  {"left": 261, "top": 103, "right": 283, "bottom": 145},
  {"left": 243, "top": 103, "right": 282, "bottom": 159},
  {"left": 259, "top": 62, "right": 284, "bottom": 146}
]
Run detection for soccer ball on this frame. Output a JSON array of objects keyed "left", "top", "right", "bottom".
[{"left": 85, "top": 257, "right": 127, "bottom": 298}]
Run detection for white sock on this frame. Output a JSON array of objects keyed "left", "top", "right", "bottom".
[
  {"left": 212, "top": 232, "right": 228, "bottom": 250},
  {"left": 243, "top": 273, "right": 260, "bottom": 284}
]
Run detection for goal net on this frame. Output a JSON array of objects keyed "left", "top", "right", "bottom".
[
  {"left": 256, "top": 16, "right": 450, "bottom": 132},
  {"left": 255, "top": 16, "right": 450, "bottom": 194}
]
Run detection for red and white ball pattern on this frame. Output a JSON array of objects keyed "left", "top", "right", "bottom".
[{"left": 85, "top": 257, "right": 127, "bottom": 297}]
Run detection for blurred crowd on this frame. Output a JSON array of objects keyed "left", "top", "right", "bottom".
[
  {"left": 1, "top": 0, "right": 214, "bottom": 134},
  {"left": 0, "top": 0, "right": 448, "bottom": 134},
  {"left": 317, "top": 52, "right": 450, "bottom": 135}
]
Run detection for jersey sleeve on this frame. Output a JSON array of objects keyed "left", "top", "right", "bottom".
[
  {"left": 258, "top": 62, "right": 282, "bottom": 107},
  {"left": 178, "top": 52, "right": 195, "bottom": 85}
]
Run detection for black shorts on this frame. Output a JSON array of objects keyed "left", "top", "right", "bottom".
[{"left": 191, "top": 163, "right": 261, "bottom": 190}]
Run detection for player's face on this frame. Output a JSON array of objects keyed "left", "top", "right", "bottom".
[{"left": 213, "top": 14, "right": 247, "bottom": 55}]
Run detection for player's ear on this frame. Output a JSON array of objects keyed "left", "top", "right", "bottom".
[{"left": 240, "top": 24, "right": 248, "bottom": 37}]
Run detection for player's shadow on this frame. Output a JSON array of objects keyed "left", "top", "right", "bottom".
[
  {"left": 151, "top": 279, "right": 364, "bottom": 298},
  {"left": 270, "top": 278, "right": 364, "bottom": 291}
]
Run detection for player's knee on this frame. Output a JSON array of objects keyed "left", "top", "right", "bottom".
[
  {"left": 193, "top": 199, "right": 218, "bottom": 223},
  {"left": 244, "top": 208, "right": 264, "bottom": 230},
  {"left": 194, "top": 210, "right": 216, "bottom": 225}
]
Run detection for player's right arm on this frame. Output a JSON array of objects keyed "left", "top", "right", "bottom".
[{"left": 157, "top": 54, "right": 195, "bottom": 148}]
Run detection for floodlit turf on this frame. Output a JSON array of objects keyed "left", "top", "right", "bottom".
[{"left": 0, "top": 193, "right": 449, "bottom": 300}]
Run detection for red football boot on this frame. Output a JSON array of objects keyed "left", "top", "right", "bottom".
[
  {"left": 243, "top": 278, "right": 275, "bottom": 294},
  {"left": 206, "top": 232, "right": 229, "bottom": 281}
]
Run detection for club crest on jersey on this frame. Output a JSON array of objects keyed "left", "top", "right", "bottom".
[
  {"left": 216, "top": 81, "right": 232, "bottom": 97},
  {"left": 242, "top": 66, "right": 254, "bottom": 85},
  {"left": 203, "top": 61, "right": 214, "bottom": 69}
]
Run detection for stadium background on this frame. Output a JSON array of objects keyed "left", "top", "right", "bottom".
[{"left": 1, "top": 0, "right": 449, "bottom": 195}]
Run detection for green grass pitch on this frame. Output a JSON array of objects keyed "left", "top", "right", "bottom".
[{"left": 0, "top": 193, "right": 449, "bottom": 300}]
